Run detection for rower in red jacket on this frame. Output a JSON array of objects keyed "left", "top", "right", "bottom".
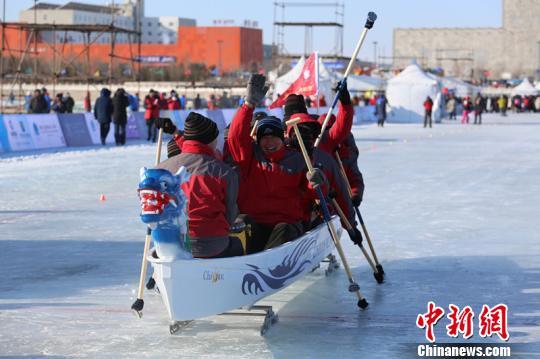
[
  {"left": 227, "top": 75, "right": 326, "bottom": 254},
  {"left": 157, "top": 112, "right": 242, "bottom": 258},
  {"left": 285, "top": 114, "right": 355, "bottom": 229}
]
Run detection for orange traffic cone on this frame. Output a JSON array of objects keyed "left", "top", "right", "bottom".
[{"left": 100, "top": 194, "right": 107, "bottom": 201}]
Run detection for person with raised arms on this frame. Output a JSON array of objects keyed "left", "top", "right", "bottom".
[{"left": 227, "top": 74, "right": 326, "bottom": 254}]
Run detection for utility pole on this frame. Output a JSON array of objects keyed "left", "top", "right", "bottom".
[
  {"left": 217, "top": 40, "right": 223, "bottom": 76},
  {"left": 372, "top": 41, "right": 378, "bottom": 68},
  {"left": 1, "top": 0, "right": 5, "bottom": 112},
  {"left": 109, "top": 0, "right": 116, "bottom": 85},
  {"left": 33, "top": 0, "right": 38, "bottom": 84}
]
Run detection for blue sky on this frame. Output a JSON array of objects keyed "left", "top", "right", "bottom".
[{"left": 5, "top": 0, "right": 502, "bottom": 61}]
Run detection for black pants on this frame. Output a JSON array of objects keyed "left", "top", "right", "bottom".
[
  {"left": 146, "top": 118, "right": 157, "bottom": 142},
  {"left": 450, "top": 110, "right": 456, "bottom": 120},
  {"left": 424, "top": 111, "right": 432, "bottom": 128},
  {"left": 99, "top": 122, "right": 110, "bottom": 145},
  {"left": 474, "top": 112, "right": 482, "bottom": 125},
  {"left": 114, "top": 123, "right": 126, "bottom": 145},
  {"left": 377, "top": 117, "right": 385, "bottom": 127},
  {"left": 247, "top": 222, "right": 304, "bottom": 254},
  {"left": 209, "top": 237, "right": 244, "bottom": 258}
]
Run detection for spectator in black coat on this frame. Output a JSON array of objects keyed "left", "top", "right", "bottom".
[
  {"left": 94, "top": 88, "right": 113, "bottom": 145},
  {"left": 63, "top": 92, "right": 75, "bottom": 113},
  {"left": 28, "top": 89, "right": 48, "bottom": 114},
  {"left": 112, "top": 88, "right": 130, "bottom": 146}
]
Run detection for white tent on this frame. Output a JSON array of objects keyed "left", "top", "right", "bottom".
[
  {"left": 334, "top": 73, "right": 386, "bottom": 93},
  {"left": 511, "top": 78, "right": 539, "bottom": 96},
  {"left": 386, "top": 62, "right": 441, "bottom": 123},
  {"left": 272, "top": 57, "right": 305, "bottom": 100},
  {"left": 315, "top": 59, "right": 337, "bottom": 106},
  {"left": 441, "top": 77, "right": 479, "bottom": 97}
]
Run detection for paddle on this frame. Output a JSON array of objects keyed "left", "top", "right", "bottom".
[
  {"left": 287, "top": 117, "right": 368, "bottom": 309},
  {"left": 330, "top": 197, "right": 379, "bottom": 276},
  {"left": 314, "top": 12, "right": 377, "bottom": 148},
  {"left": 131, "top": 127, "right": 164, "bottom": 318},
  {"left": 334, "top": 151, "right": 384, "bottom": 283}
]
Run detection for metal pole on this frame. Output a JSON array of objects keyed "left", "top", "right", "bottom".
[
  {"left": 33, "top": 0, "right": 37, "bottom": 84},
  {"left": 109, "top": 0, "right": 115, "bottom": 85},
  {"left": 217, "top": 40, "right": 223, "bottom": 76},
  {"left": 52, "top": 23, "right": 56, "bottom": 96},
  {"left": 1, "top": 0, "right": 5, "bottom": 113},
  {"left": 137, "top": 0, "right": 141, "bottom": 93},
  {"left": 373, "top": 41, "right": 377, "bottom": 69}
]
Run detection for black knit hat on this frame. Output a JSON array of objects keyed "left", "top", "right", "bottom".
[
  {"left": 283, "top": 94, "right": 308, "bottom": 120},
  {"left": 167, "top": 138, "right": 181, "bottom": 158},
  {"left": 256, "top": 116, "right": 284, "bottom": 143},
  {"left": 252, "top": 111, "right": 268, "bottom": 128},
  {"left": 183, "top": 112, "right": 219, "bottom": 144}
]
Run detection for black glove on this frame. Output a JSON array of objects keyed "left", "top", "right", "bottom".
[
  {"left": 246, "top": 74, "right": 269, "bottom": 106},
  {"left": 306, "top": 168, "right": 326, "bottom": 189},
  {"left": 351, "top": 194, "right": 362, "bottom": 207},
  {"left": 334, "top": 79, "right": 351, "bottom": 105},
  {"left": 166, "top": 138, "right": 181, "bottom": 158},
  {"left": 156, "top": 117, "right": 177, "bottom": 134},
  {"left": 348, "top": 227, "right": 363, "bottom": 246}
]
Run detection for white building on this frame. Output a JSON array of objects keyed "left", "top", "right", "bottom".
[
  {"left": 393, "top": 0, "right": 540, "bottom": 79},
  {"left": 19, "top": 1, "right": 196, "bottom": 45}
]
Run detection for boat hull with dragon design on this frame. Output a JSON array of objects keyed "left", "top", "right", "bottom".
[
  {"left": 138, "top": 166, "right": 341, "bottom": 323},
  {"left": 147, "top": 217, "right": 341, "bottom": 322}
]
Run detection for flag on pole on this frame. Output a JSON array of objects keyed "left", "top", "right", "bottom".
[{"left": 269, "top": 52, "right": 319, "bottom": 109}]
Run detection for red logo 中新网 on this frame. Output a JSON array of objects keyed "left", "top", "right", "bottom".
[{"left": 416, "top": 302, "right": 509, "bottom": 342}]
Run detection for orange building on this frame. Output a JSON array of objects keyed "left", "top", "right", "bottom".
[{"left": 1, "top": 25, "right": 263, "bottom": 73}]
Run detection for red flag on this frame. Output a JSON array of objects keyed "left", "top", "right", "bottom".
[{"left": 269, "top": 52, "right": 319, "bottom": 109}]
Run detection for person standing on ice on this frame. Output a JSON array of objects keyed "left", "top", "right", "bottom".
[
  {"left": 227, "top": 74, "right": 327, "bottom": 254},
  {"left": 93, "top": 88, "right": 113, "bottom": 145},
  {"left": 461, "top": 96, "right": 472, "bottom": 124},
  {"left": 446, "top": 93, "right": 457, "bottom": 120},
  {"left": 498, "top": 95, "right": 508, "bottom": 117},
  {"left": 473, "top": 94, "right": 484, "bottom": 125},
  {"left": 28, "top": 89, "right": 47, "bottom": 114},
  {"left": 112, "top": 88, "right": 130, "bottom": 146},
  {"left": 375, "top": 93, "right": 388, "bottom": 127},
  {"left": 423, "top": 96, "right": 433, "bottom": 128},
  {"left": 144, "top": 90, "right": 160, "bottom": 142},
  {"left": 83, "top": 91, "right": 92, "bottom": 113},
  {"left": 156, "top": 112, "right": 243, "bottom": 258}
]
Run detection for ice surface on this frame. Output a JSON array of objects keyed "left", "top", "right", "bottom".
[{"left": 1, "top": 114, "right": 539, "bottom": 358}]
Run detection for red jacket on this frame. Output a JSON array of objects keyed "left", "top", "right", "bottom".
[
  {"left": 157, "top": 140, "right": 238, "bottom": 257},
  {"left": 312, "top": 148, "right": 354, "bottom": 224},
  {"left": 337, "top": 133, "right": 365, "bottom": 200},
  {"left": 424, "top": 99, "right": 433, "bottom": 111},
  {"left": 144, "top": 95, "right": 160, "bottom": 120},
  {"left": 159, "top": 94, "right": 169, "bottom": 110},
  {"left": 285, "top": 112, "right": 355, "bottom": 226},
  {"left": 168, "top": 97, "right": 181, "bottom": 110},
  {"left": 316, "top": 104, "right": 354, "bottom": 155},
  {"left": 227, "top": 105, "right": 317, "bottom": 226}
]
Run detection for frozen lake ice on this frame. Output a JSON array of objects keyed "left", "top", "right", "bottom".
[{"left": 1, "top": 113, "right": 539, "bottom": 358}]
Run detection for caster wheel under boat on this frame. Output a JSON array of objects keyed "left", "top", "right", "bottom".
[
  {"left": 324, "top": 254, "right": 340, "bottom": 276},
  {"left": 260, "top": 307, "right": 278, "bottom": 336},
  {"left": 169, "top": 320, "right": 193, "bottom": 335}
]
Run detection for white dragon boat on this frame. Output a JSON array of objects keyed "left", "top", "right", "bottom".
[{"left": 138, "top": 166, "right": 342, "bottom": 334}]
